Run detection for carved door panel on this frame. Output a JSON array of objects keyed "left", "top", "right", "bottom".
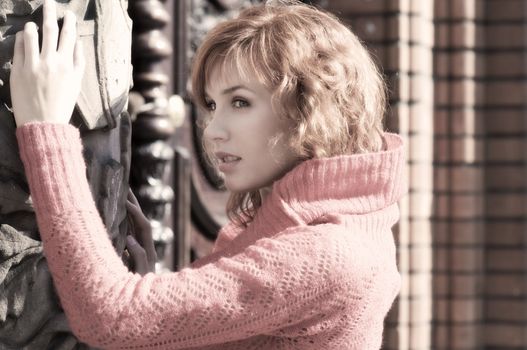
[{"left": 169, "top": 0, "right": 264, "bottom": 264}]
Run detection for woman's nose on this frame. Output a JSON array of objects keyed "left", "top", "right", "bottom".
[{"left": 203, "top": 114, "right": 228, "bottom": 143}]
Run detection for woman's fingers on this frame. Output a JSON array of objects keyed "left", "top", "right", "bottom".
[
  {"left": 126, "top": 200, "right": 144, "bottom": 225},
  {"left": 126, "top": 235, "right": 149, "bottom": 276},
  {"left": 126, "top": 196, "right": 150, "bottom": 231},
  {"left": 126, "top": 199, "right": 157, "bottom": 272},
  {"left": 73, "top": 40, "right": 85, "bottom": 72},
  {"left": 12, "top": 32, "right": 25, "bottom": 69},
  {"left": 10, "top": 2, "right": 82, "bottom": 126},
  {"left": 127, "top": 188, "right": 141, "bottom": 207},
  {"left": 23, "top": 22, "right": 39, "bottom": 68},
  {"left": 17, "top": 1, "right": 78, "bottom": 69},
  {"left": 42, "top": 1, "right": 78, "bottom": 61},
  {"left": 41, "top": 0, "right": 58, "bottom": 59},
  {"left": 126, "top": 201, "right": 155, "bottom": 248},
  {"left": 58, "top": 11, "right": 77, "bottom": 57}
]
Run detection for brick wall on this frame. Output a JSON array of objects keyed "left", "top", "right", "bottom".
[
  {"left": 481, "top": 0, "right": 527, "bottom": 348},
  {"left": 320, "top": 0, "right": 527, "bottom": 349}
]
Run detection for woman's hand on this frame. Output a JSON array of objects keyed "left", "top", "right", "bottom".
[
  {"left": 125, "top": 189, "right": 157, "bottom": 275},
  {"left": 10, "top": 0, "right": 85, "bottom": 127}
]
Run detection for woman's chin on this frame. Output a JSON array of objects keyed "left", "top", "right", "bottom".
[
  {"left": 224, "top": 183, "right": 249, "bottom": 193},
  {"left": 223, "top": 179, "right": 260, "bottom": 194}
]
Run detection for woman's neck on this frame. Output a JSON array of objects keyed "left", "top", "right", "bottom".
[{"left": 259, "top": 186, "right": 272, "bottom": 201}]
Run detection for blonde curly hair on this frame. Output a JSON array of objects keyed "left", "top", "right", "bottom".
[{"left": 191, "top": 0, "right": 386, "bottom": 227}]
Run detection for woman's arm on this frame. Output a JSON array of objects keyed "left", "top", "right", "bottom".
[{"left": 17, "top": 123, "right": 359, "bottom": 350}]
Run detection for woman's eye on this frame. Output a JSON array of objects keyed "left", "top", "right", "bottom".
[
  {"left": 206, "top": 101, "right": 216, "bottom": 111},
  {"left": 232, "top": 99, "right": 249, "bottom": 108}
]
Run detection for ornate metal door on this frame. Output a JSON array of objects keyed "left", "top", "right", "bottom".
[{"left": 129, "top": 0, "right": 265, "bottom": 271}]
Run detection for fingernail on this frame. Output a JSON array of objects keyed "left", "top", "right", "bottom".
[{"left": 127, "top": 235, "right": 138, "bottom": 246}]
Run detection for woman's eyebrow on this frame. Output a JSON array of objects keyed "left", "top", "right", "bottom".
[
  {"left": 221, "top": 85, "right": 254, "bottom": 94},
  {"left": 205, "top": 85, "right": 255, "bottom": 99}
]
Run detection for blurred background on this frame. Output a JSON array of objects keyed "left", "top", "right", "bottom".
[{"left": 128, "top": 0, "right": 527, "bottom": 349}]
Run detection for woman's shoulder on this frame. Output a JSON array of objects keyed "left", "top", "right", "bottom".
[{"left": 278, "top": 222, "right": 398, "bottom": 274}]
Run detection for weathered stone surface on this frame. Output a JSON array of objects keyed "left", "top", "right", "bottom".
[{"left": 0, "top": 1, "right": 133, "bottom": 349}]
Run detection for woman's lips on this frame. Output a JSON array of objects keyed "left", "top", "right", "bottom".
[
  {"left": 215, "top": 152, "right": 242, "bottom": 173},
  {"left": 218, "top": 158, "right": 241, "bottom": 172}
]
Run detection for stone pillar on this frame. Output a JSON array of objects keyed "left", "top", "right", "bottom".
[
  {"left": 0, "top": 1, "right": 133, "bottom": 348},
  {"left": 433, "top": 1, "right": 485, "bottom": 348}
]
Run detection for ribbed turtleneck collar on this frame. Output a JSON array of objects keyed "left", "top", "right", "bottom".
[{"left": 247, "top": 133, "right": 407, "bottom": 236}]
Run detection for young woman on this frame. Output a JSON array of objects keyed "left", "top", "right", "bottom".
[{"left": 10, "top": 0, "right": 406, "bottom": 349}]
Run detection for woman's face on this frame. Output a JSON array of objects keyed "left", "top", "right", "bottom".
[{"left": 203, "top": 65, "right": 299, "bottom": 194}]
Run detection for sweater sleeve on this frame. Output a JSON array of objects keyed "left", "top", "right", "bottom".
[{"left": 16, "top": 123, "right": 359, "bottom": 350}]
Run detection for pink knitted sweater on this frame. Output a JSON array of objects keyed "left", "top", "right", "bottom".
[{"left": 16, "top": 123, "right": 406, "bottom": 350}]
